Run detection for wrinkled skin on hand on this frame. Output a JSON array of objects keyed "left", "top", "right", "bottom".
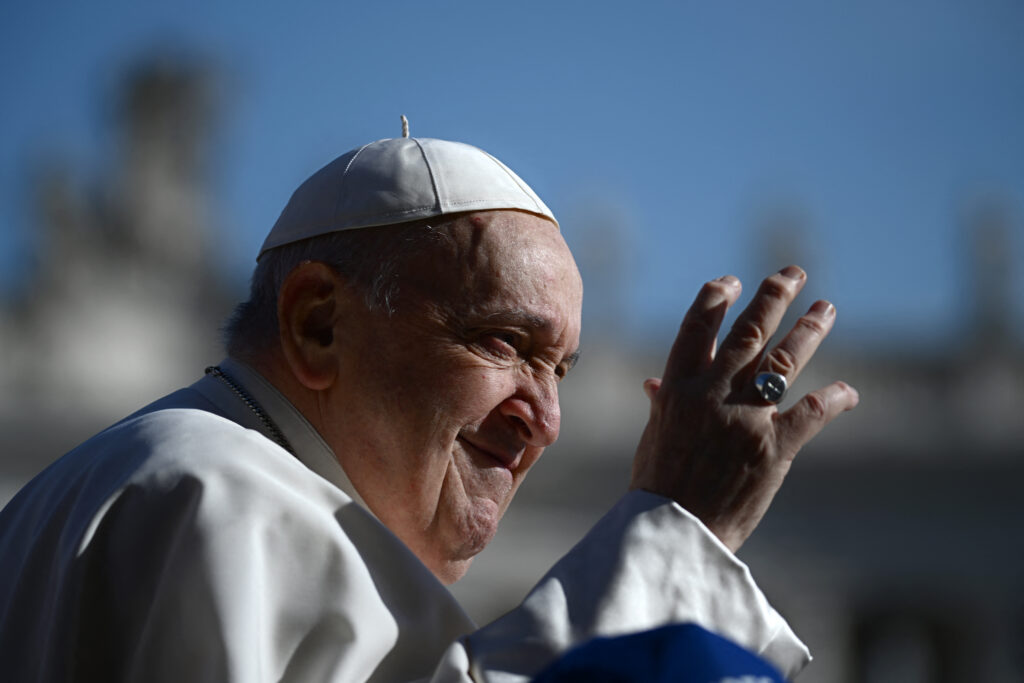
[{"left": 630, "top": 266, "right": 859, "bottom": 552}]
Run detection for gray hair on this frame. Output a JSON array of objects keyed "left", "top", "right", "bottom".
[{"left": 223, "top": 217, "right": 453, "bottom": 360}]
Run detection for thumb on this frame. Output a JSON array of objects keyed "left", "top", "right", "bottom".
[{"left": 643, "top": 377, "right": 662, "bottom": 402}]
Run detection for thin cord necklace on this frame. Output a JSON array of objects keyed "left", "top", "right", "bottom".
[{"left": 205, "top": 366, "right": 295, "bottom": 455}]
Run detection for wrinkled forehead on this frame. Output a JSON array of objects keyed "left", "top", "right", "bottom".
[{"left": 406, "top": 211, "right": 583, "bottom": 319}]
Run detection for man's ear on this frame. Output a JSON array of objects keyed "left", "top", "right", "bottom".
[{"left": 277, "top": 261, "right": 346, "bottom": 391}]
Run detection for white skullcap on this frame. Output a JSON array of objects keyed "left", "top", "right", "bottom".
[{"left": 258, "top": 135, "right": 556, "bottom": 259}]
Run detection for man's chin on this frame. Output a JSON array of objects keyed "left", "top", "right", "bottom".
[
  {"left": 435, "top": 556, "right": 475, "bottom": 585},
  {"left": 430, "top": 498, "right": 502, "bottom": 582},
  {"left": 453, "top": 498, "right": 502, "bottom": 557},
  {"left": 413, "top": 527, "right": 485, "bottom": 585}
]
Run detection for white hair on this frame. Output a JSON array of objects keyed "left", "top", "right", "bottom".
[{"left": 223, "top": 217, "right": 454, "bottom": 360}]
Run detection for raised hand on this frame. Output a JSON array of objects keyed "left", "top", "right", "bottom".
[{"left": 629, "top": 266, "right": 859, "bottom": 552}]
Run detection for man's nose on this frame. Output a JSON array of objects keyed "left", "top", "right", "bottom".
[{"left": 499, "top": 380, "right": 561, "bottom": 447}]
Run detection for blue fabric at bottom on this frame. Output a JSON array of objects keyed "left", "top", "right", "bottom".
[{"left": 532, "top": 623, "right": 787, "bottom": 683}]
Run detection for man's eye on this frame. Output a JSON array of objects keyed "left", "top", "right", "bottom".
[{"left": 482, "top": 332, "right": 521, "bottom": 357}]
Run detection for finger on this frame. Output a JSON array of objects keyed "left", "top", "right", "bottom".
[
  {"left": 714, "top": 266, "right": 806, "bottom": 378},
  {"left": 776, "top": 381, "right": 860, "bottom": 453},
  {"left": 642, "top": 377, "right": 662, "bottom": 401},
  {"left": 663, "top": 275, "right": 742, "bottom": 380},
  {"left": 759, "top": 300, "right": 836, "bottom": 385}
]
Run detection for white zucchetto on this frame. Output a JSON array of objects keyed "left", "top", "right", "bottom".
[{"left": 259, "top": 136, "right": 556, "bottom": 258}]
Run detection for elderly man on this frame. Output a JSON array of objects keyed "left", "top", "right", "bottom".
[{"left": 0, "top": 130, "right": 858, "bottom": 682}]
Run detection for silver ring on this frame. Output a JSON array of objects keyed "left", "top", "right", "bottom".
[{"left": 754, "top": 372, "right": 787, "bottom": 404}]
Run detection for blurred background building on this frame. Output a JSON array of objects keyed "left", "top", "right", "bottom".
[{"left": 2, "top": 5, "right": 1023, "bottom": 679}]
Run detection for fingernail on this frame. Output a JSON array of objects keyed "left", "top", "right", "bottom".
[
  {"left": 715, "top": 275, "right": 739, "bottom": 287},
  {"left": 810, "top": 300, "right": 835, "bottom": 318},
  {"left": 780, "top": 265, "right": 805, "bottom": 280}
]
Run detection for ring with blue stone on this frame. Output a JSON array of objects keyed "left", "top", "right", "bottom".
[{"left": 754, "top": 372, "right": 787, "bottom": 405}]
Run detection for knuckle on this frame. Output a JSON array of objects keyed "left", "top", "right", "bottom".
[
  {"left": 795, "top": 314, "right": 827, "bottom": 337},
  {"left": 680, "top": 313, "right": 717, "bottom": 340},
  {"left": 758, "top": 276, "right": 793, "bottom": 300},
  {"left": 803, "top": 390, "right": 829, "bottom": 421},
  {"left": 767, "top": 346, "right": 798, "bottom": 375},
  {"left": 732, "top": 318, "right": 767, "bottom": 350}
]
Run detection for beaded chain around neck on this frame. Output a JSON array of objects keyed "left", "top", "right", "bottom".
[{"left": 205, "top": 365, "right": 295, "bottom": 455}]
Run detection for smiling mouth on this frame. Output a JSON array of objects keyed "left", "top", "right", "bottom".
[{"left": 456, "top": 435, "right": 521, "bottom": 471}]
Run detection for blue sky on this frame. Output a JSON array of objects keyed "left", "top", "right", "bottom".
[{"left": 2, "top": 0, "right": 1022, "bottom": 348}]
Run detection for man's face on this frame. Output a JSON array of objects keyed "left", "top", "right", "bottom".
[{"left": 324, "top": 211, "right": 582, "bottom": 583}]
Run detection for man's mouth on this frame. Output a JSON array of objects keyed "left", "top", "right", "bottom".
[{"left": 456, "top": 435, "right": 522, "bottom": 471}]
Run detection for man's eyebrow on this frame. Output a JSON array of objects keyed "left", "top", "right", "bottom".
[
  {"left": 563, "top": 349, "right": 581, "bottom": 372},
  {"left": 480, "top": 309, "right": 551, "bottom": 330}
]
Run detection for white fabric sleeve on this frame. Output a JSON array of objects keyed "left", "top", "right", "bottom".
[{"left": 441, "top": 490, "right": 809, "bottom": 682}]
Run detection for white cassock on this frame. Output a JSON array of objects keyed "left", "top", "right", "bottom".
[{"left": 0, "top": 359, "right": 809, "bottom": 682}]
